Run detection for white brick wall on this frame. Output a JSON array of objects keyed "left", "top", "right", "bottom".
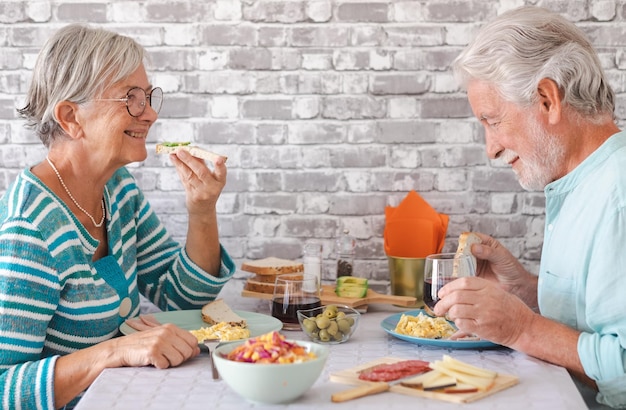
[{"left": 2, "top": 0, "right": 624, "bottom": 280}]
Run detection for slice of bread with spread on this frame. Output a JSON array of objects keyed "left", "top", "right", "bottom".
[
  {"left": 201, "top": 299, "right": 247, "bottom": 327},
  {"left": 156, "top": 142, "right": 227, "bottom": 163}
]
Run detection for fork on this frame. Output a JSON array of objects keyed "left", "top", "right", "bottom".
[{"left": 203, "top": 339, "right": 221, "bottom": 380}]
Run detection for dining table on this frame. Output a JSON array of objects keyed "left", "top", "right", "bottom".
[{"left": 75, "top": 275, "right": 590, "bottom": 410}]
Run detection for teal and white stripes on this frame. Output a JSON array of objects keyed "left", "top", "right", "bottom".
[{"left": 0, "top": 166, "right": 235, "bottom": 409}]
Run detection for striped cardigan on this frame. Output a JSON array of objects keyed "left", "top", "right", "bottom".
[{"left": 0, "top": 167, "right": 235, "bottom": 409}]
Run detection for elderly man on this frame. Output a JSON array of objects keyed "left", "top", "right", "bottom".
[{"left": 435, "top": 6, "right": 626, "bottom": 409}]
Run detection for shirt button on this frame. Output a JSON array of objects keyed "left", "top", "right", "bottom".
[
  {"left": 119, "top": 297, "right": 132, "bottom": 318},
  {"left": 548, "top": 224, "right": 553, "bottom": 231}
]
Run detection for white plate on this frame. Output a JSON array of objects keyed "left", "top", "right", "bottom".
[
  {"left": 119, "top": 309, "right": 282, "bottom": 339},
  {"left": 380, "top": 310, "right": 500, "bottom": 349}
]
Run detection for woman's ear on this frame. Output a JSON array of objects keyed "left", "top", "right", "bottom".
[
  {"left": 537, "top": 78, "right": 562, "bottom": 125},
  {"left": 54, "top": 101, "right": 82, "bottom": 138}
]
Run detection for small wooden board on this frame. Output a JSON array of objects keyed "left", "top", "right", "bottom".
[
  {"left": 241, "top": 284, "right": 417, "bottom": 308},
  {"left": 330, "top": 357, "right": 519, "bottom": 404}
]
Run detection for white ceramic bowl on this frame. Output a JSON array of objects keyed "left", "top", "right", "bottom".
[{"left": 213, "top": 339, "right": 329, "bottom": 404}]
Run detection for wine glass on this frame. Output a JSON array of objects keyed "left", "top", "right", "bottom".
[
  {"left": 271, "top": 273, "right": 321, "bottom": 330},
  {"left": 423, "top": 253, "right": 476, "bottom": 310}
]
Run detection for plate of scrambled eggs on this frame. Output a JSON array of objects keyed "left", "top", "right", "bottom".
[
  {"left": 380, "top": 310, "right": 499, "bottom": 349},
  {"left": 119, "top": 310, "right": 282, "bottom": 343}
]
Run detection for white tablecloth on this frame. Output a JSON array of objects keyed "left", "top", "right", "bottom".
[{"left": 75, "top": 278, "right": 589, "bottom": 410}]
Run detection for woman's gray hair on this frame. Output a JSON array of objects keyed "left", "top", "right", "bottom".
[
  {"left": 453, "top": 6, "right": 615, "bottom": 120},
  {"left": 18, "top": 24, "right": 147, "bottom": 147}
]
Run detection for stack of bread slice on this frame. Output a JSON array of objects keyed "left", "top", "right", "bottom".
[{"left": 242, "top": 257, "right": 304, "bottom": 295}]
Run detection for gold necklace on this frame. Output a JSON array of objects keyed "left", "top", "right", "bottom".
[{"left": 46, "top": 156, "right": 105, "bottom": 228}]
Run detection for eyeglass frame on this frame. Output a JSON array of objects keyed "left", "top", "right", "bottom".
[{"left": 94, "top": 86, "right": 163, "bottom": 117}]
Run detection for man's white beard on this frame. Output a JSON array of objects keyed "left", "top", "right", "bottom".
[{"left": 501, "top": 117, "right": 565, "bottom": 192}]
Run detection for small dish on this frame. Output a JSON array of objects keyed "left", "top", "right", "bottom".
[{"left": 297, "top": 304, "right": 360, "bottom": 344}]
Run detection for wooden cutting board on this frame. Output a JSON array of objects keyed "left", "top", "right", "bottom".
[
  {"left": 241, "top": 284, "right": 417, "bottom": 308},
  {"left": 330, "top": 357, "right": 519, "bottom": 404}
]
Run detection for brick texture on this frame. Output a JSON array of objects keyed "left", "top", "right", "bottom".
[{"left": 2, "top": 0, "right": 624, "bottom": 281}]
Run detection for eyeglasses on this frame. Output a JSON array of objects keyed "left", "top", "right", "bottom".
[{"left": 95, "top": 87, "right": 163, "bottom": 117}]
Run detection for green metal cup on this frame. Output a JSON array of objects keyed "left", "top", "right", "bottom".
[{"left": 388, "top": 256, "right": 425, "bottom": 308}]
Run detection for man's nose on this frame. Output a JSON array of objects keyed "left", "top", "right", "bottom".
[{"left": 484, "top": 131, "right": 504, "bottom": 160}]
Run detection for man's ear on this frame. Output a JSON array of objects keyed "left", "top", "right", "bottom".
[
  {"left": 54, "top": 101, "right": 82, "bottom": 138},
  {"left": 537, "top": 78, "right": 562, "bottom": 125}
]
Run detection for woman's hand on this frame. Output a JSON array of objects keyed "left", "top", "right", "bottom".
[
  {"left": 169, "top": 150, "right": 226, "bottom": 274},
  {"left": 169, "top": 150, "right": 227, "bottom": 219},
  {"left": 54, "top": 323, "right": 200, "bottom": 407},
  {"left": 111, "top": 323, "right": 200, "bottom": 369}
]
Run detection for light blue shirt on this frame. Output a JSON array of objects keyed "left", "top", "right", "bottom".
[{"left": 539, "top": 130, "right": 626, "bottom": 408}]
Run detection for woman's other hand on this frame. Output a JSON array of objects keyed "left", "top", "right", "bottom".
[{"left": 111, "top": 323, "right": 200, "bottom": 369}]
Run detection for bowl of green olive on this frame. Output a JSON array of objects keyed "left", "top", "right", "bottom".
[{"left": 296, "top": 304, "right": 360, "bottom": 344}]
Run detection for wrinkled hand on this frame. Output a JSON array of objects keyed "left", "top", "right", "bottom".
[
  {"left": 434, "top": 276, "right": 534, "bottom": 347},
  {"left": 471, "top": 232, "right": 531, "bottom": 292},
  {"left": 124, "top": 314, "right": 161, "bottom": 331},
  {"left": 169, "top": 150, "right": 227, "bottom": 218},
  {"left": 112, "top": 323, "right": 200, "bottom": 369}
]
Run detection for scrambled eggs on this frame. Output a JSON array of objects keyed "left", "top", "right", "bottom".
[
  {"left": 394, "top": 313, "right": 456, "bottom": 339},
  {"left": 190, "top": 322, "right": 250, "bottom": 342}
]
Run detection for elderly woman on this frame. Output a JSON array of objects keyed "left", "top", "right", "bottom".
[
  {"left": 435, "top": 6, "right": 626, "bottom": 409},
  {"left": 0, "top": 24, "right": 235, "bottom": 409}
]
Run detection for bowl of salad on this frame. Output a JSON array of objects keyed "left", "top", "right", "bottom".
[{"left": 213, "top": 331, "right": 329, "bottom": 404}]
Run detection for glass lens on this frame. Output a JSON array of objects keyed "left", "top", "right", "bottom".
[
  {"left": 126, "top": 87, "right": 147, "bottom": 117},
  {"left": 149, "top": 87, "right": 163, "bottom": 114}
]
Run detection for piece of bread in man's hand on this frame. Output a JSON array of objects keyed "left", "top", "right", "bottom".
[
  {"left": 454, "top": 231, "right": 481, "bottom": 276},
  {"left": 156, "top": 142, "right": 227, "bottom": 163}
]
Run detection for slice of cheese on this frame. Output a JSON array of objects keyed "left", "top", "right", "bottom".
[
  {"left": 429, "top": 361, "right": 496, "bottom": 391},
  {"left": 442, "top": 355, "right": 497, "bottom": 378}
]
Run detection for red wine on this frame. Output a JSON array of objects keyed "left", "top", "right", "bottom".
[
  {"left": 423, "top": 280, "right": 435, "bottom": 309},
  {"left": 271, "top": 297, "right": 321, "bottom": 325}
]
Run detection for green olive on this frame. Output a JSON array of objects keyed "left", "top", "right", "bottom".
[
  {"left": 319, "top": 329, "right": 331, "bottom": 342},
  {"left": 336, "top": 311, "right": 346, "bottom": 319},
  {"left": 337, "top": 318, "right": 351, "bottom": 333},
  {"left": 333, "top": 331, "right": 345, "bottom": 341},
  {"left": 324, "top": 305, "right": 338, "bottom": 316},
  {"left": 315, "top": 316, "right": 331, "bottom": 329},
  {"left": 326, "top": 320, "right": 339, "bottom": 336},
  {"left": 302, "top": 318, "right": 317, "bottom": 333},
  {"left": 346, "top": 317, "right": 355, "bottom": 326}
]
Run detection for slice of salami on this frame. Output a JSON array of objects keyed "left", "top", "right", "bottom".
[{"left": 358, "top": 360, "right": 430, "bottom": 382}]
